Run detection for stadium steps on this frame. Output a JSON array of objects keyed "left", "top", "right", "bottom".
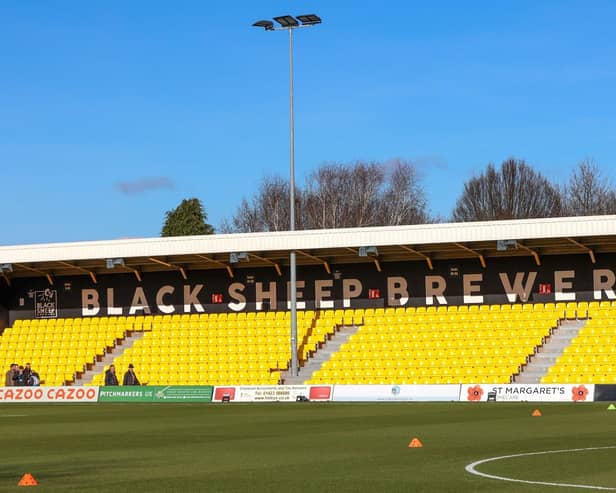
[
  {"left": 74, "top": 331, "right": 144, "bottom": 386},
  {"left": 515, "top": 319, "right": 586, "bottom": 383},
  {"left": 282, "top": 325, "right": 360, "bottom": 385}
]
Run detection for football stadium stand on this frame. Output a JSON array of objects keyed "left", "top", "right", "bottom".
[{"left": 2, "top": 215, "right": 616, "bottom": 387}]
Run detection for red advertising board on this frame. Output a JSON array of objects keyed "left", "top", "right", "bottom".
[
  {"left": 213, "top": 387, "right": 236, "bottom": 401},
  {"left": 0, "top": 386, "right": 99, "bottom": 403},
  {"left": 309, "top": 386, "right": 332, "bottom": 400}
]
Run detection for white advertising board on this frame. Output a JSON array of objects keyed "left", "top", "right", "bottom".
[
  {"left": 0, "top": 386, "right": 99, "bottom": 403},
  {"left": 460, "top": 384, "right": 595, "bottom": 402},
  {"left": 332, "top": 385, "right": 460, "bottom": 402},
  {"left": 212, "top": 385, "right": 332, "bottom": 402}
]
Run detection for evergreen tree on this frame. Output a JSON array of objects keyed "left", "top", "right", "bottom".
[{"left": 161, "top": 198, "right": 214, "bottom": 237}]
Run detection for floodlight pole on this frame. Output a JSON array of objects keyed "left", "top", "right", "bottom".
[
  {"left": 288, "top": 25, "right": 299, "bottom": 378},
  {"left": 253, "top": 15, "right": 321, "bottom": 379}
]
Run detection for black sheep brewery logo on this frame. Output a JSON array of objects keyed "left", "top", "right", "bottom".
[{"left": 34, "top": 289, "right": 58, "bottom": 319}]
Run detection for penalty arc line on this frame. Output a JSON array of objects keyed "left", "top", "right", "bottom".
[{"left": 465, "top": 446, "right": 616, "bottom": 491}]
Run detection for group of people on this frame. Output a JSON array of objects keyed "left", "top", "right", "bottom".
[
  {"left": 104, "top": 364, "right": 140, "bottom": 386},
  {"left": 5, "top": 363, "right": 40, "bottom": 386}
]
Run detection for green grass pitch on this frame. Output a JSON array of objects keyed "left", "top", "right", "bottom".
[{"left": 1, "top": 402, "right": 615, "bottom": 492}]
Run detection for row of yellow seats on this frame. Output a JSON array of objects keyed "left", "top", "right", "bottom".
[
  {"left": 124, "top": 361, "right": 289, "bottom": 370},
  {"left": 573, "top": 336, "right": 616, "bottom": 345},
  {"left": 308, "top": 377, "right": 511, "bottom": 385},
  {"left": 8, "top": 344, "right": 107, "bottom": 352},
  {"left": 125, "top": 353, "right": 289, "bottom": 363},
  {"left": 11, "top": 300, "right": 611, "bottom": 327},
  {"left": 586, "top": 311, "right": 616, "bottom": 319},
  {"left": 141, "top": 333, "right": 308, "bottom": 343},
  {"left": 3, "top": 332, "right": 124, "bottom": 341},
  {"left": 144, "top": 325, "right": 310, "bottom": 336},
  {"left": 148, "top": 318, "right": 312, "bottom": 329},
  {"left": 326, "top": 357, "right": 523, "bottom": 368},
  {"left": 342, "top": 347, "right": 534, "bottom": 360},
  {"left": 344, "top": 340, "right": 541, "bottom": 350},
  {"left": 557, "top": 355, "right": 616, "bottom": 364},
  {"left": 6, "top": 327, "right": 127, "bottom": 336},
  {"left": 315, "top": 367, "right": 518, "bottom": 378},
  {"left": 564, "top": 345, "right": 616, "bottom": 354},
  {"left": 549, "top": 365, "right": 616, "bottom": 373},
  {"left": 5, "top": 335, "right": 119, "bottom": 344},
  {"left": 334, "top": 347, "right": 531, "bottom": 357},
  {"left": 351, "top": 332, "right": 546, "bottom": 341},
  {"left": 109, "top": 362, "right": 283, "bottom": 374},
  {"left": 358, "top": 302, "right": 574, "bottom": 315},
  {"left": 11, "top": 311, "right": 315, "bottom": 328},
  {"left": 168, "top": 319, "right": 312, "bottom": 328},
  {"left": 109, "top": 369, "right": 277, "bottom": 382},
  {"left": 316, "top": 369, "right": 520, "bottom": 380},
  {"left": 351, "top": 329, "right": 549, "bottom": 340},
  {"left": 577, "top": 326, "right": 616, "bottom": 334},
  {"left": 14, "top": 332, "right": 126, "bottom": 340},
  {"left": 367, "top": 311, "right": 562, "bottom": 322},
  {"left": 141, "top": 338, "right": 296, "bottom": 347},
  {"left": 358, "top": 320, "right": 556, "bottom": 331},
  {"left": 0, "top": 352, "right": 98, "bottom": 364},
  {"left": 542, "top": 375, "right": 616, "bottom": 384},
  {"left": 131, "top": 348, "right": 290, "bottom": 357},
  {"left": 139, "top": 337, "right": 293, "bottom": 346},
  {"left": 91, "top": 370, "right": 280, "bottom": 385},
  {"left": 140, "top": 335, "right": 299, "bottom": 344},
  {"left": 134, "top": 351, "right": 290, "bottom": 360}
]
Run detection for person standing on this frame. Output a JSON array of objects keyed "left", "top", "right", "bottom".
[
  {"left": 123, "top": 364, "right": 140, "bottom": 386},
  {"left": 23, "top": 363, "right": 32, "bottom": 385},
  {"left": 104, "top": 365, "right": 119, "bottom": 386},
  {"left": 14, "top": 366, "right": 25, "bottom": 386},
  {"left": 5, "top": 364, "right": 16, "bottom": 387}
]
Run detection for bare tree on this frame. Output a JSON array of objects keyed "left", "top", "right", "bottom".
[
  {"left": 563, "top": 159, "right": 616, "bottom": 216},
  {"left": 302, "top": 162, "right": 384, "bottom": 229},
  {"left": 221, "top": 175, "right": 298, "bottom": 233},
  {"left": 452, "top": 158, "right": 562, "bottom": 222},
  {"left": 223, "top": 160, "right": 430, "bottom": 232},
  {"left": 377, "top": 159, "right": 429, "bottom": 225}
]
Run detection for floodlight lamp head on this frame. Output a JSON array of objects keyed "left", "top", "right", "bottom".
[
  {"left": 106, "top": 258, "right": 125, "bottom": 269},
  {"left": 229, "top": 252, "right": 249, "bottom": 264},
  {"left": 296, "top": 14, "right": 322, "bottom": 26},
  {"left": 253, "top": 20, "right": 274, "bottom": 31},
  {"left": 358, "top": 246, "right": 379, "bottom": 257},
  {"left": 273, "top": 15, "right": 299, "bottom": 27},
  {"left": 496, "top": 240, "right": 517, "bottom": 251}
]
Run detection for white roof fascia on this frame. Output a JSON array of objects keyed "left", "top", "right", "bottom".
[{"left": 0, "top": 215, "right": 615, "bottom": 264}]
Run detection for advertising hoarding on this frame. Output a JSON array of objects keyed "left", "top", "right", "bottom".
[
  {"left": 98, "top": 386, "right": 213, "bottom": 403},
  {"left": 460, "top": 384, "right": 595, "bottom": 402},
  {"left": 0, "top": 386, "right": 99, "bottom": 403},
  {"left": 332, "top": 384, "right": 460, "bottom": 402},
  {"left": 212, "top": 385, "right": 332, "bottom": 402}
]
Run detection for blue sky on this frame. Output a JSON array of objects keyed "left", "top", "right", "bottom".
[{"left": 2, "top": 1, "right": 615, "bottom": 245}]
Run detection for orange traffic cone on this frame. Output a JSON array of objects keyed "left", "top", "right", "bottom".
[
  {"left": 18, "top": 473, "right": 38, "bottom": 486},
  {"left": 408, "top": 437, "right": 423, "bottom": 448},
  {"left": 532, "top": 409, "right": 542, "bottom": 417}
]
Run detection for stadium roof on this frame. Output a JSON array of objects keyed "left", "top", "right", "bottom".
[{"left": 1, "top": 215, "right": 616, "bottom": 283}]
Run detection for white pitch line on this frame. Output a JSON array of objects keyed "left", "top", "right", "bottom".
[
  {"left": 0, "top": 414, "right": 29, "bottom": 417},
  {"left": 466, "top": 446, "right": 616, "bottom": 491}
]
